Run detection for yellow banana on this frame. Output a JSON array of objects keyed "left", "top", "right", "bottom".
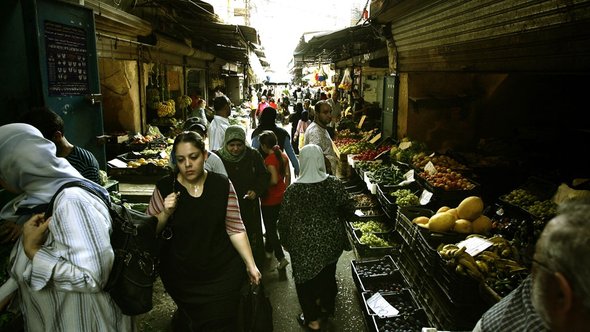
[{"left": 475, "top": 260, "right": 489, "bottom": 274}]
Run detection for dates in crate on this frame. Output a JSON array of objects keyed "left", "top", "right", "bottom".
[
  {"left": 355, "top": 261, "right": 397, "bottom": 278},
  {"left": 363, "top": 280, "right": 405, "bottom": 294},
  {"left": 376, "top": 313, "right": 429, "bottom": 332},
  {"left": 365, "top": 292, "right": 417, "bottom": 315}
]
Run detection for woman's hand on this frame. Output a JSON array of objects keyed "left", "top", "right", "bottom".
[
  {"left": 22, "top": 213, "right": 49, "bottom": 260},
  {"left": 247, "top": 265, "right": 262, "bottom": 285},
  {"left": 163, "top": 192, "right": 180, "bottom": 217},
  {"left": 243, "top": 190, "right": 257, "bottom": 200}
]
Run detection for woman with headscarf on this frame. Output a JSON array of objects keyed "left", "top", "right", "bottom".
[
  {"left": 277, "top": 144, "right": 354, "bottom": 332},
  {"left": 215, "top": 125, "right": 270, "bottom": 269},
  {"left": 251, "top": 106, "right": 300, "bottom": 177},
  {"left": 0, "top": 123, "right": 134, "bottom": 331}
]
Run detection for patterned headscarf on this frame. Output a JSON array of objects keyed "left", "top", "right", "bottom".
[
  {"left": 0, "top": 123, "right": 85, "bottom": 220},
  {"left": 217, "top": 125, "right": 248, "bottom": 163},
  {"left": 296, "top": 144, "right": 329, "bottom": 184}
]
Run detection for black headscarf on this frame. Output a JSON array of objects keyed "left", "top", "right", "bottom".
[{"left": 251, "top": 107, "right": 289, "bottom": 150}]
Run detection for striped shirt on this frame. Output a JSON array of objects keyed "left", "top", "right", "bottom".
[
  {"left": 478, "top": 275, "right": 548, "bottom": 332},
  {"left": 66, "top": 146, "right": 101, "bottom": 184},
  {"left": 10, "top": 187, "right": 134, "bottom": 331}
]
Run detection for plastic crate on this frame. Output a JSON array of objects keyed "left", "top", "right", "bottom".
[
  {"left": 416, "top": 172, "right": 481, "bottom": 208},
  {"left": 412, "top": 228, "right": 468, "bottom": 284},
  {"left": 369, "top": 308, "right": 432, "bottom": 332},
  {"left": 395, "top": 247, "right": 423, "bottom": 293},
  {"left": 351, "top": 229, "right": 402, "bottom": 259},
  {"left": 395, "top": 207, "right": 434, "bottom": 247},
  {"left": 357, "top": 272, "right": 407, "bottom": 294},
  {"left": 351, "top": 255, "right": 399, "bottom": 292},
  {"left": 361, "top": 289, "right": 419, "bottom": 319},
  {"left": 433, "top": 249, "right": 483, "bottom": 306},
  {"left": 376, "top": 183, "right": 422, "bottom": 220}
]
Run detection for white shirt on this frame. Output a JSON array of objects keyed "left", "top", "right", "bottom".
[
  {"left": 304, "top": 122, "right": 338, "bottom": 174},
  {"left": 208, "top": 115, "right": 230, "bottom": 151},
  {"left": 205, "top": 151, "right": 228, "bottom": 176}
]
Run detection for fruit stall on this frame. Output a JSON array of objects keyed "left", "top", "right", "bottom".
[{"left": 336, "top": 131, "right": 584, "bottom": 331}]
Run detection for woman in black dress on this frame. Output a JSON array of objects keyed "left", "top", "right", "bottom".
[
  {"left": 215, "top": 125, "right": 271, "bottom": 269},
  {"left": 147, "top": 131, "right": 261, "bottom": 331}
]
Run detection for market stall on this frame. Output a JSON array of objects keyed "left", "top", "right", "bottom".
[{"left": 335, "top": 128, "right": 582, "bottom": 331}]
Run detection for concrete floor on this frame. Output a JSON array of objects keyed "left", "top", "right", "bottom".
[{"left": 136, "top": 249, "right": 369, "bottom": 332}]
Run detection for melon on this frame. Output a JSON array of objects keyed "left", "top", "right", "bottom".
[
  {"left": 446, "top": 208, "right": 459, "bottom": 219},
  {"left": 427, "top": 212, "right": 456, "bottom": 232},
  {"left": 437, "top": 206, "right": 451, "bottom": 213},
  {"left": 472, "top": 215, "right": 492, "bottom": 234},
  {"left": 456, "top": 196, "right": 484, "bottom": 220},
  {"left": 453, "top": 219, "right": 472, "bottom": 234},
  {"left": 412, "top": 216, "right": 430, "bottom": 225}
]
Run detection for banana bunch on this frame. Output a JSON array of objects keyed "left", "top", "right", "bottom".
[
  {"left": 438, "top": 235, "right": 527, "bottom": 283},
  {"left": 177, "top": 95, "right": 193, "bottom": 109},
  {"left": 157, "top": 99, "right": 176, "bottom": 117},
  {"left": 438, "top": 244, "right": 484, "bottom": 280}
]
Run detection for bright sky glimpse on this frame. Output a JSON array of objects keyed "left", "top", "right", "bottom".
[{"left": 211, "top": 0, "right": 366, "bottom": 78}]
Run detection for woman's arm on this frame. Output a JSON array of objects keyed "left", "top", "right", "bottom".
[
  {"left": 225, "top": 181, "right": 261, "bottom": 284},
  {"left": 147, "top": 188, "right": 179, "bottom": 234},
  {"left": 282, "top": 136, "right": 300, "bottom": 176},
  {"left": 229, "top": 232, "right": 261, "bottom": 284},
  {"left": 24, "top": 191, "right": 113, "bottom": 291}
]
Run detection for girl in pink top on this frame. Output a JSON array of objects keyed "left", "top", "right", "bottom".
[{"left": 293, "top": 111, "right": 312, "bottom": 151}]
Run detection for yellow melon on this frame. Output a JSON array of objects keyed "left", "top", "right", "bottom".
[
  {"left": 436, "top": 206, "right": 451, "bottom": 213},
  {"left": 427, "top": 212, "right": 456, "bottom": 232},
  {"left": 453, "top": 219, "right": 473, "bottom": 234},
  {"left": 472, "top": 215, "right": 492, "bottom": 234},
  {"left": 412, "top": 216, "right": 430, "bottom": 225},
  {"left": 456, "top": 196, "right": 484, "bottom": 221}
]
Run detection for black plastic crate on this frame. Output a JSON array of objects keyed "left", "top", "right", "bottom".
[
  {"left": 416, "top": 172, "right": 481, "bottom": 208},
  {"left": 433, "top": 249, "right": 482, "bottom": 306},
  {"left": 369, "top": 309, "right": 432, "bottom": 332},
  {"left": 352, "top": 229, "right": 402, "bottom": 259},
  {"left": 395, "top": 248, "right": 423, "bottom": 293},
  {"left": 395, "top": 207, "right": 434, "bottom": 247},
  {"left": 361, "top": 289, "right": 419, "bottom": 319},
  {"left": 357, "top": 272, "right": 407, "bottom": 294},
  {"left": 412, "top": 227, "right": 468, "bottom": 283},
  {"left": 351, "top": 255, "right": 399, "bottom": 292}
]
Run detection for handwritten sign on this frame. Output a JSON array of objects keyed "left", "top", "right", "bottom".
[
  {"left": 369, "top": 133, "right": 382, "bottom": 144},
  {"left": 357, "top": 115, "right": 366, "bottom": 129}
]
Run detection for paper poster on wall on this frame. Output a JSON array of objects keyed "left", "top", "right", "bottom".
[{"left": 45, "top": 21, "right": 90, "bottom": 96}]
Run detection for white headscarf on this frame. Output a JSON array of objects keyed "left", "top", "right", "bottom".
[
  {"left": 296, "top": 144, "right": 329, "bottom": 184},
  {"left": 0, "top": 123, "right": 83, "bottom": 220}
]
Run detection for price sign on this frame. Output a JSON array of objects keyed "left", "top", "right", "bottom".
[
  {"left": 399, "top": 141, "right": 412, "bottom": 150},
  {"left": 424, "top": 161, "right": 437, "bottom": 174},
  {"left": 458, "top": 237, "right": 494, "bottom": 256},
  {"left": 369, "top": 133, "right": 382, "bottom": 144},
  {"left": 357, "top": 115, "right": 366, "bottom": 129},
  {"left": 419, "top": 189, "right": 433, "bottom": 205}
]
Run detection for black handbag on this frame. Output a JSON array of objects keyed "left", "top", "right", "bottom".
[{"left": 238, "top": 282, "right": 273, "bottom": 332}]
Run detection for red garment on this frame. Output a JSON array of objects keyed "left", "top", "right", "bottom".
[
  {"left": 257, "top": 102, "right": 269, "bottom": 117},
  {"left": 269, "top": 101, "right": 278, "bottom": 109},
  {"left": 261, "top": 152, "right": 288, "bottom": 206}
]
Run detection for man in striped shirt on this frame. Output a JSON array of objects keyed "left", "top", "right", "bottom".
[{"left": 21, "top": 107, "right": 101, "bottom": 184}]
